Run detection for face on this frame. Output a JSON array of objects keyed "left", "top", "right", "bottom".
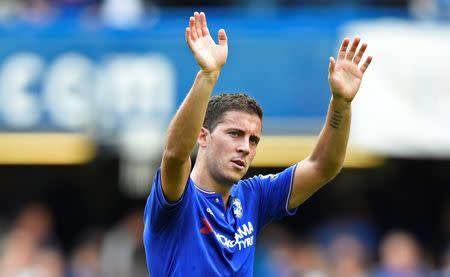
[{"left": 200, "top": 110, "right": 262, "bottom": 186}]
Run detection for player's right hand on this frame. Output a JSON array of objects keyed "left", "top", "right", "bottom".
[{"left": 186, "top": 12, "right": 228, "bottom": 73}]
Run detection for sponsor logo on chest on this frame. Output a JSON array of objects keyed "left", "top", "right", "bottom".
[
  {"left": 199, "top": 219, "right": 255, "bottom": 251},
  {"left": 214, "top": 221, "right": 254, "bottom": 250}
]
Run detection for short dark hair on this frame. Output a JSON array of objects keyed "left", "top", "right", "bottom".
[{"left": 203, "top": 93, "right": 263, "bottom": 131}]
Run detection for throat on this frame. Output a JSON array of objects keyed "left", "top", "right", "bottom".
[
  {"left": 191, "top": 169, "right": 232, "bottom": 205},
  {"left": 190, "top": 158, "right": 236, "bottom": 209}
]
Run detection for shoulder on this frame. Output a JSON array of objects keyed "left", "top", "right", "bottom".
[
  {"left": 235, "top": 172, "right": 284, "bottom": 188},
  {"left": 233, "top": 175, "right": 264, "bottom": 196},
  {"left": 237, "top": 171, "right": 284, "bottom": 185},
  {"left": 149, "top": 167, "right": 196, "bottom": 208},
  {"left": 238, "top": 165, "right": 298, "bottom": 189},
  {"left": 236, "top": 175, "right": 261, "bottom": 188}
]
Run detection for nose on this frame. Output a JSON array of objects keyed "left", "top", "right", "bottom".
[{"left": 236, "top": 138, "right": 250, "bottom": 155}]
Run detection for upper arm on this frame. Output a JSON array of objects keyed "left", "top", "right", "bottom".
[
  {"left": 288, "top": 158, "right": 335, "bottom": 209},
  {"left": 160, "top": 152, "right": 192, "bottom": 203}
]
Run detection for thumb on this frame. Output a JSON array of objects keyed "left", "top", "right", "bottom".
[
  {"left": 218, "top": 29, "right": 227, "bottom": 46},
  {"left": 328, "top": 57, "right": 336, "bottom": 75}
]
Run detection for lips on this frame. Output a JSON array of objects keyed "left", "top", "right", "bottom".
[{"left": 232, "top": 159, "right": 245, "bottom": 168}]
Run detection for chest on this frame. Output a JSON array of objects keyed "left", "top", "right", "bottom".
[{"left": 191, "top": 193, "right": 259, "bottom": 253}]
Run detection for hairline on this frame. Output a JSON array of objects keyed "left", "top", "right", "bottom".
[{"left": 207, "top": 109, "right": 263, "bottom": 132}]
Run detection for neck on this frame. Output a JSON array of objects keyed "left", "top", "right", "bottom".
[{"left": 191, "top": 158, "right": 232, "bottom": 207}]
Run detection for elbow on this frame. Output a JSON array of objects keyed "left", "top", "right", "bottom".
[
  {"left": 329, "top": 165, "right": 343, "bottom": 180},
  {"left": 327, "top": 164, "right": 343, "bottom": 181},
  {"left": 315, "top": 160, "right": 344, "bottom": 183}
]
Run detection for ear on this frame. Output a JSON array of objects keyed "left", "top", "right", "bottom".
[{"left": 198, "top": 127, "right": 209, "bottom": 148}]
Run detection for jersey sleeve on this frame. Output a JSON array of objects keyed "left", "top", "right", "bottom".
[
  {"left": 256, "top": 164, "right": 298, "bottom": 228},
  {"left": 143, "top": 168, "right": 189, "bottom": 233}
]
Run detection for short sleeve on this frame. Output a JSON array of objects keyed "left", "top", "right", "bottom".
[
  {"left": 143, "top": 168, "right": 188, "bottom": 233},
  {"left": 256, "top": 164, "right": 298, "bottom": 228}
]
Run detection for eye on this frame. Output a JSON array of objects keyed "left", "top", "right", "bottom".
[
  {"left": 250, "top": 136, "right": 260, "bottom": 145},
  {"left": 229, "top": 131, "right": 238, "bottom": 137}
]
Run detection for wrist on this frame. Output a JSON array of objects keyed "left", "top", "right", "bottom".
[
  {"left": 198, "top": 69, "right": 220, "bottom": 81},
  {"left": 331, "top": 95, "right": 351, "bottom": 111}
]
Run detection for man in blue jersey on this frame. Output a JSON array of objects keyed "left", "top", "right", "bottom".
[{"left": 144, "top": 11, "right": 372, "bottom": 276}]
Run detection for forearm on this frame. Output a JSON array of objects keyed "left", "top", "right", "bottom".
[
  {"left": 309, "top": 96, "right": 351, "bottom": 178},
  {"left": 164, "top": 70, "right": 220, "bottom": 159},
  {"left": 289, "top": 37, "right": 371, "bottom": 208}
]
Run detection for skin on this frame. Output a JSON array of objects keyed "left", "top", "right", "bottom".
[
  {"left": 160, "top": 12, "right": 372, "bottom": 209},
  {"left": 191, "top": 111, "right": 261, "bottom": 198}
]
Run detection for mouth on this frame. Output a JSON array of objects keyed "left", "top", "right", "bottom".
[{"left": 231, "top": 159, "right": 246, "bottom": 170}]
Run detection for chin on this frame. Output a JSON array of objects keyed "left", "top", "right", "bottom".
[
  {"left": 218, "top": 172, "right": 243, "bottom": 186},
  {"left": 228, "top": 170, "right": 247, "bottom": 183},
  {"left": 210, "top": 164, "right": 248, "bottom": 185}
]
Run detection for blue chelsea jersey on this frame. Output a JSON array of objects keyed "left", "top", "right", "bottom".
[{"left": 143, "top": 164, "right": 298, "bottom": 277}]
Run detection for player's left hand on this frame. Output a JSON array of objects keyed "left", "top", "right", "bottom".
[{"left": 328, "top": 37, "right": 372, "bottom": 103}]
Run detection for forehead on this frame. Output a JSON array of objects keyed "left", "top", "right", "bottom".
[{"left": 215, "top": 110, "right": 262, "bottom": 134}]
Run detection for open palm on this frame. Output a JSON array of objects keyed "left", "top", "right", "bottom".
[
  {"left": 328, "top": 37, "right": 372, "bottom": 102},
  {"left": 186, "top": 12, "right": 228, "bottom": 73}
]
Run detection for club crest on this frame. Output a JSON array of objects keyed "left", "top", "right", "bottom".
[{"left": 232, "top": 198, "right": 243, "bottom": 218}]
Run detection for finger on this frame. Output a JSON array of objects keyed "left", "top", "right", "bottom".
[
  {"left": 200, "top": 12, "right": 209, "bottom": 36},
  {"left": 186, "top": 27, "right": 193, "bottom": 49},
  {"left": 360, "top": 56, "right": 372, "bottom": 74},
  {"left": 345, "top": 37, "right": 360, "bottom": 61},
  {"left": 194, "top": 12, "right": 203, "bottom": 37},
  {"left": 189, "top": 16, "right": 197, "bottom": 40},
  {"left": 218, "top": 29, "right": 227, "bottom": 46},
  {"left": 329, "top": 56, "right": 336, "bottom": 74},
  {"left": 353, "top": 43, "right": 367, "bottom": 65},
  {"left": 337, "top": 38, "right": 350, "bottom": 61}
]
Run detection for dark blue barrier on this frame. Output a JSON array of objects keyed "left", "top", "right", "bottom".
[{"left": 0, "top": 8, "right": 408, "bottom": 135}]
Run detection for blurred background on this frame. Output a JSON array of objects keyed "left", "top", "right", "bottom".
[{"left": 0, "top": 0, "right": 448, "bottom": 276}]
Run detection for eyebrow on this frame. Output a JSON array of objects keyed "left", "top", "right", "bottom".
[{"left": 227, "top": 128, "right": 261, "bottom": 143}]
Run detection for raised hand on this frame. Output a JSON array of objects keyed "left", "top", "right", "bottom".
[
  {"left": 328, "top": 37, "right": 372, "bottom": 103},
  {"left": 186, "top": 12, "right": 228, "bottom": 73}
]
